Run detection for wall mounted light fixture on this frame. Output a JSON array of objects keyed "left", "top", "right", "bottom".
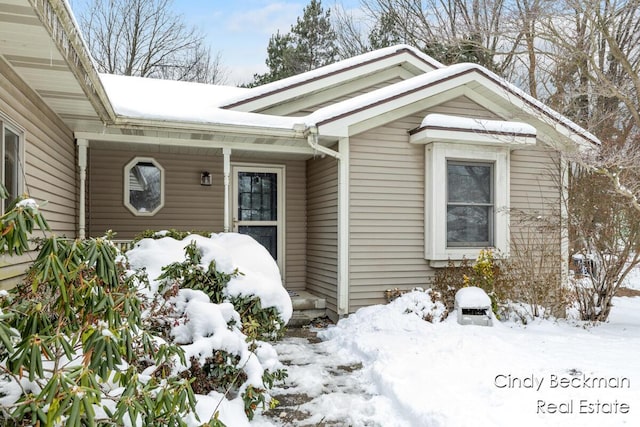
[{"left": 200, "top": 171, "right": 212, "bottom": 186}]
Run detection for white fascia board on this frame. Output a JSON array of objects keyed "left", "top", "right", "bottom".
[
  {"left": 468, "top": 75, "right": 599, "bottom": 150},
  {"left": 264, "top": 66, "right": 417, "bottom": 116},
  {"left": 316, "top": 74, "right": 474, "bottom": 138},
  {"left": 315, "top": 66, "right": 598, "bottom": 150},
  {"left": 410, "top": 128, "right": 537, "bottom": 147},
  {"left": 75, "top": 131, "right": 315, "bottom": 155}
]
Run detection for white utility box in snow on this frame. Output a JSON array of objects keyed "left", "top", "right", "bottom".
[{"left": 455, "top": 287, "right": 493, "bottom": 326}]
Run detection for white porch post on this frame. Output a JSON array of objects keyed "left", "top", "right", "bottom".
[
  {"left": 223, "top": 148, "right": 232, "bottom": 232},
  {"left": 77, "top": 139, "right": 88, "bottom": 240},
  {"left": 337, "top": 137, "right": 350, "bottom": 316}
]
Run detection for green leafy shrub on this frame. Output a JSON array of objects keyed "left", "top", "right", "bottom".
[
  {"left": 0, "top": 192, "right": 289, "bottom": 426},
  {"left": 158, "top": 241, "right": 286, "bottom": 341},
  {"left": 0, "top": 190, "right": 235, "bottom": 426},
  {"left": 230, "top": 295, "right": 286, "bottom": 341},
  {"left": 158, "top": 241, "right": 239, "bottom": 304},
  {"left": 242, "top": 367, "right": 288, "bottom": 420},
  {"left": 0, "top": 236, "right": 199, "bottom": 425},
  {"left": 146, "top": 236, "right": 289, "bottom": 419}
]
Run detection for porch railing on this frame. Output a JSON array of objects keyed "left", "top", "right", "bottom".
[{"left": 111, "top": 239, "right": 134, "bottom": 253}]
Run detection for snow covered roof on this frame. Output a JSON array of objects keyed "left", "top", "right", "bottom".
[
  {"left": 97, "top": 49, "right": 599, "bottom": 148},
  {"left": 100, "top": 73, "right": 301, "bottom": 130}
]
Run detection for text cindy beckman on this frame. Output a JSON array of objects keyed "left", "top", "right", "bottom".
[{"left": 493, "top": 374, "right": 632, "bottom": 415}]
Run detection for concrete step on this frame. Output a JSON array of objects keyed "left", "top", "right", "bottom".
[
  {"left": 290, "top": 290, "right": 326, "bottom": 311},
  {"left": 287, "top": 290, "right": 327, "bottom": 327},
  {"left": 288, "top": 309, "right": 327, "bottom": 327}
]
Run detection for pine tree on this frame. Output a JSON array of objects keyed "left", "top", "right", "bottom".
[
  {"left": 250, "top": 0, "right": 338, "bottom": 86},
  {"left": 368, "top": 11, "right": 403, "bottom": 50}
]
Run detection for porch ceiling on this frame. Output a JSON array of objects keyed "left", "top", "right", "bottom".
[{"left": 0, "top": 0, "right": 107, "bottom": 131}]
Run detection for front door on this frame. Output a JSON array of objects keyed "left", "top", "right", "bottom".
[{"left": 232, "top": 165, "right": 285, "bottom": 273}]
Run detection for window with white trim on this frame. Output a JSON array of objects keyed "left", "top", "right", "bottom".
[
  {"left": 124, "top": 157, "right": 164, "bottom": 216},
  {"left": 411, "top": 114, "right": 537, "bottom": 264},
  {"left": 447, "top": 161, "right": 494, "bottom": 247},
  {"left": 1, "top": 118, "right": 23, "bottom": 214},
  {"left": 424, "top": 143, "right": 510, "bottom": 262}
]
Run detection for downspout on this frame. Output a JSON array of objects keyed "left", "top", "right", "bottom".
[
  {"left": 223, "top": 148, "right": 231, "bottom": 232},
  {"left": 304, "top": 125, "right": 349, "bottom": 317},
  {"left": 337, "top": 137, "right": 350, "bottom": 316},
  {"left": 306, "top": 125, "right": 340, "bottom": 160}
]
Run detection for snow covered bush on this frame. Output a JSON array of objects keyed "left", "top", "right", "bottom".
[
  {"left": 133, "top": 228, "right": 210, "bottom": 243},
  {"left": 127, "top": 233, "right": 292, "bottom": 421},
  {"left": 0, "top": 234, "right": 199, "bottom": 426},
  {"left": 384, "top": 288, "right": 448, "bottom": 322},
  {"left": 395, "top": 289, "right": 448, "bottom": 323},
  {"left": 157, "top": 239, "right": 287, "bottom": 340},
  {"left": 0, "top": 190, "right": 291, "bottom": 426}
]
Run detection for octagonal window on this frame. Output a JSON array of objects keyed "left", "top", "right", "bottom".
[{"left": 124, "top": 157, "right": 164, "bottom": 216}]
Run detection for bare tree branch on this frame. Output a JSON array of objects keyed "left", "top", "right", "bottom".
[{"left": 78, "top": 0, "right": 226, "bottom": 84}]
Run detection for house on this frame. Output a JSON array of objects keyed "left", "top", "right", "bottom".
[{"left": 0, "top": 0, "right": 598, "bottom": 319}]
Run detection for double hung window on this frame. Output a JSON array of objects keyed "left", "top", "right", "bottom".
[{"left": 446, "top": 161, "right": 494, "bottom": 247}]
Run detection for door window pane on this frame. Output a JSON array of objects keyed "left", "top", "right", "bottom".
[
  {"left": 447, "top": 161, "right": 493, "bottom": 247},
  {"left": 238, "top": 172, "right": 277, "bottom": 221},
  {"left": 239, "top": 226, "right": 277, "bottom": 260}
]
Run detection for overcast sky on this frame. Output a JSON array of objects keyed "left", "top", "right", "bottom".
[{"left": 69, "top": 0, "right": 361, "bottom": 86}]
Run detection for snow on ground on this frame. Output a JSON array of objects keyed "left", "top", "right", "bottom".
[
  {"left": 623, "top": 263, "right": 640, "bottom": 290},
  {"left": 256, "top": 293, "right": 640, "bottom": 425}
]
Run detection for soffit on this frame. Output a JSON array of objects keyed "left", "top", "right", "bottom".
[{"left": 0, "top": 0, "right": 105, "bottom": 132}]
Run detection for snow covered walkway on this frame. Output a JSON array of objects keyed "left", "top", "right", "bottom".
[
  {"left": 255, "top": 328, "right": 404, "bottom": 426},
  {"left": 255, "top": 294, "right": 640, "bottom": 427}
]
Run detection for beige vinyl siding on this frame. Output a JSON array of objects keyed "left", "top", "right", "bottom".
[
  {"left": 510, "top": 147, "right": 561, "bottom": 215},
  {"left": 306, "top": 154, "right": 338, "bottom": 314},
  {"left": 88, "top": 146, "right": 307, "bottom": 289},
  {"left": 347, "top": 96, "right": 504, "bottom": 312},
  {"left": 348, "top": 116, "right": 429, "bottom": 312},
  {"left": 0, "top": 56, "right": 76, "bottom": 287},
  {"left": 88, "top": 145, "right": 224, "bottom": 237},
  {"left": 509, "top": 146, "right": 563, "bottom": 271}
]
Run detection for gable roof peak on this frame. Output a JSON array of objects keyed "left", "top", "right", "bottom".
[{"left": 221, "top": 44, "right": 444, "bottom": 110}]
